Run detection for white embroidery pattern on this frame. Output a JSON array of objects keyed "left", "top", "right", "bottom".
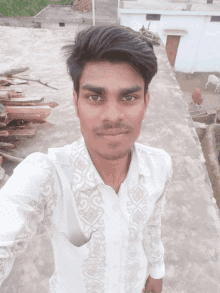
[
  {"left": 125, "top": 175, "right": 149, "bottom": 292},
  {"left": 70, "top": 139, "right": 106, "bottom": 293},
  {"left": 10, "top": 164, "right": 58, "bottom": 256},
  {"left": 40, "top": 168, "right": 58, "bottom": 230},
  {"left": 145, "top": 174, "right": 172, "bottom": 270},
  {"left": 125, "top": 147, "right": 169, "bottom": 292}
]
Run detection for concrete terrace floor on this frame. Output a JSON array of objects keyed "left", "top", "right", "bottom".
[{"left": 0, "top": 26, "right": 220, "bottom": 292}]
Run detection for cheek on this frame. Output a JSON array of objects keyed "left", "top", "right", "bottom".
[
  {"left": 127, "top": 106, "right": 145, "bottom": 123},
  {"left": 78, "top": 103, "right": 101, "bottom": 127}
]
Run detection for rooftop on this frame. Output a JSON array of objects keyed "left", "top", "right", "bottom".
[
  {"left": 0, "top": 25, "right": 220, "bottom": 293},
  {"left": 121, "top": 0, "right": 220, "bottom": 14},
  {"left": 34, "top": 4, "right": 93, "bottom": 22}
]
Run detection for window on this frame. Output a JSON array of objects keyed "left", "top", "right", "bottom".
[
  {"left": 146, "top": 14, "right": 161, "bottom": 21},
  {"left": 59, "top": 22, "right": 65, "bottom": 27},
  {"left": 211, "top": 16, "right": 220, "bottom": 22}
]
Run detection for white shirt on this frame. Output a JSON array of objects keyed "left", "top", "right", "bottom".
[{"left": 0, "top": 136, "right": 173, "bottom": 293}]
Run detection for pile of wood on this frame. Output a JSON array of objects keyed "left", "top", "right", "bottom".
[{"left": 0, "top": 67, "right": 58, "bottom": 164}]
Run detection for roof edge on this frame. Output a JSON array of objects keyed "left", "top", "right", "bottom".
[
  {"left": 49, "top": 4, "right": 72, "bottom": 7},
  {"left": 34, "top": 4, "right": 51, "bottom": 18},
  {"left": 119, "top": 8, "right": 220, "bottom": 16}
]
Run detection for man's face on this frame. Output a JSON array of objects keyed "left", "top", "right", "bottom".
[{"left": 73, "top": 61, "right": 150, "bottom": 161}]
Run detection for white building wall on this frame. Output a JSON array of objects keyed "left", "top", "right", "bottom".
[
  {"left": 196, "top": 16, "right": 220, "bottom": 72},
  {"left": 120, "top": 12, "right": 220, "bottom": 73}
]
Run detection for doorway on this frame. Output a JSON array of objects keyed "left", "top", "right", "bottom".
[{"left": 166, "top": 35, "right": 181, "bottom": 67}]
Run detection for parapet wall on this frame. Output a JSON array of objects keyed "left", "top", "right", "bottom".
[{"left": 0, "top": 16, "right": 40, "bottom": 28}]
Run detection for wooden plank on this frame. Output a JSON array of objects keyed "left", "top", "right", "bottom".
[
  {"left": 0, "top": 90, "right": 24, "bottom": 99},
  {"left": 0, "top": 97, "right": 44, "bottom": 105},
  {"left": 9, "top": 93, "right": 25, "bottom": 99},
  {"left": 42, "top": 102, "right": 58, "bottom": 108},
  {"left": 0, "top": 167, "right": 5, "bottom": 180},
  {"left": 0, "top": 101, "right": 57, "bottom": 107},
  {"left": 8, "top": 78, "right": 29, "bottom": 85},
  {"left": 5, "top": 105, "right": 51, "bottom": 121},
  {"left": 7, "top": 128, "right": 37, "bottom": 139},
  {"left": 0, "top": 77, "right": 13, "bottom": 86},
  {"left": 0, "top": 67, "right": 30, "bottom": 77},
  {"left": 0, "top": 91, "right": 10, "bottom": 100},
  {"left": 0, "top": 115, "right": 7, "bottom": 123},
  {"left": 0, "top": 151, "right": 23, "bottom": 163},
  {"left": 0, "top": 130, "right": 9, "bottom": 137},
  {"left": 0, "top": 104, "right": 7, "bottom": 121},
  {"left": 0, "top": 142, "right": 14, "bottom": 149},
  {"left": 0, "top": 77, "right": 27, "bottom": 86}
]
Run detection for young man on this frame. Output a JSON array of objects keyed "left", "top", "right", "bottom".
[{"left": 0, "top": 26, "right": 173, "bottom": 293}]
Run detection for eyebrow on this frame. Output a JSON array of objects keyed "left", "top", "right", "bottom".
[{"left": 81, "top": 84, "right": 143, "bottom": 95}]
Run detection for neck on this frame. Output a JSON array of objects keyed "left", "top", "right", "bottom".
[{"left": 86, "top": 145, "right": 132, "bottom": 192}]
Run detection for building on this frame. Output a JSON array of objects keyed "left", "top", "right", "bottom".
[
  {"left": 34, "top": 0, "right": 118, "bottom": 30},
  {"left": 33, "top": 4, "right": 93, "bottom": 30},
  {"left": 119, "top": 0, "right": 220, "bottom": 73}
]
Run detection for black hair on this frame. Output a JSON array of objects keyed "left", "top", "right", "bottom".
[{"left": 62, "top": 25, "right": 158, "bottom": 98}]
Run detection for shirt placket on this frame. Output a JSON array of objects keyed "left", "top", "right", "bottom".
[{"left": 98, "top": 184, "right": 123, "bottom": 293}]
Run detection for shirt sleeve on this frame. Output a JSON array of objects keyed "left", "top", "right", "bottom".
[
  {"left": 0, "top": 152, "right": 58, "bottom": 287},
  {"left": 142, "top": 153, "right": 173, "bottom": 279}
]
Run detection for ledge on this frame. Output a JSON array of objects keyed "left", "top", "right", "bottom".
[
  {"left": 163, "top": 29, "right": 188, "bottom": 36},
  {"left": 119, "top": 8, "right": 220, "bottom": 16}
]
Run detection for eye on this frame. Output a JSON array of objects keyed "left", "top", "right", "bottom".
[
  {"left": 88, "top": 95, "right": 102, "bottom": 101},
  {"left": 122, "top": 95, "right": 137, "bottom": 102}
]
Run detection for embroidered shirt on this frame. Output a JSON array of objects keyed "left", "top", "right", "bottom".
[{"left": 0, "top": 136, "right": 173, "bottom": 293}]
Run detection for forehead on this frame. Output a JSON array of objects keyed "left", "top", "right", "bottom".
[{"left": 79, "top": 61, "right": 145, "bottom": 88}]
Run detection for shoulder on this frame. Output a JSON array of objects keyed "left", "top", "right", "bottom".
[
  {"left": 46, "top": 139, "right": 81, "bottom": 166},
  {"left": 135, "top": 142, "right": 171, "bottom": 160},
  {"left": 135, "top": 142, "right": 172, "bottom": 179},
  {"left": 12, "top": 152, "right": 55, "bottom": 181}
]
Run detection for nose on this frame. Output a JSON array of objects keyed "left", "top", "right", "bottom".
[{"left": 100, "top": 100, "right": 124, "bottom": 122}]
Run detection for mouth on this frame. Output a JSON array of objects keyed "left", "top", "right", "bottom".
[
  {"left": 97, "top": 129, "right": 129, "bottom": 135},
  {"left": 97, "top": 132, "right": 129, "bottom": 140}
]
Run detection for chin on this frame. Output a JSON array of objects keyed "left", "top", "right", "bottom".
[
  {"left": 95, "top": 147, "right": 131, "bottom": 161},
  {"left": 84, "top": 133, "right": 135, "bottom": 160}
]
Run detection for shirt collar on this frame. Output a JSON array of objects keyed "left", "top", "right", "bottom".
[
  {"left": 134, "top": 142, "right": 151, "bottom": 177},
  {"left": 71, "top": 136, "right": 151, "bottom": 192}
]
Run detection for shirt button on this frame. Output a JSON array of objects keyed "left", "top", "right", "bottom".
[{"left": 113, "top": 265, "right": 118, "bottom": 269}]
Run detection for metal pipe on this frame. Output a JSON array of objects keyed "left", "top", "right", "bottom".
[{"left": 92, "top": 0, "right": 95, "bottom": 26}]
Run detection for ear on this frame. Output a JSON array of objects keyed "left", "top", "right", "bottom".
[
  {"left": 73, "top": 89, "right": 79, "bottom": 118},
  {"left": 143, "top": 91, "right": 150, "bottom": 116}
]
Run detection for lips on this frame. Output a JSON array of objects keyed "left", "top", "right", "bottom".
[{"left": 98, "top": 131, "right": 128, "bottom": 136}]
